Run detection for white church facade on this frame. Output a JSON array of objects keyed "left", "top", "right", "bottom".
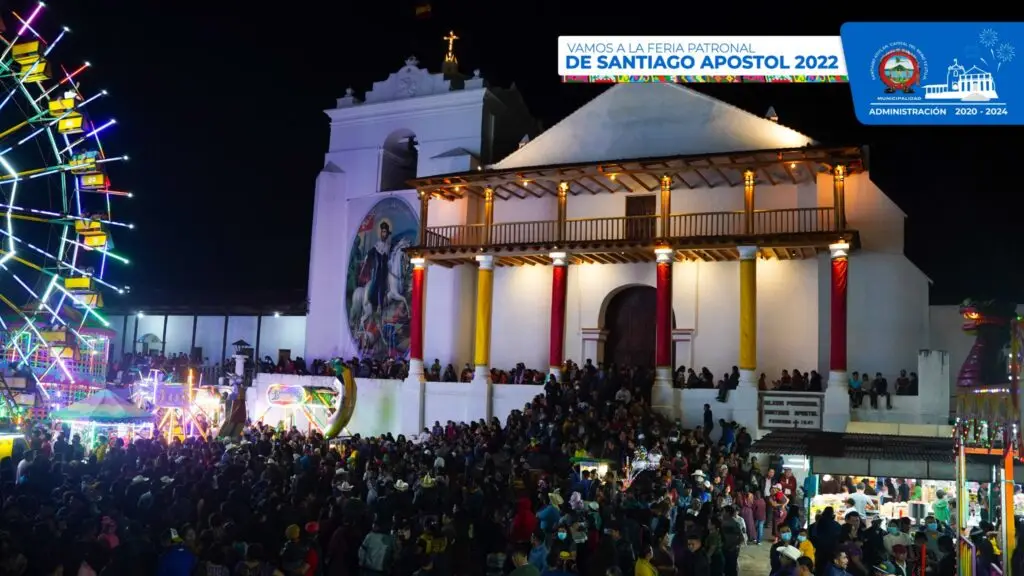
[
  {"left": 93, "top": 53, "right": 1007, "bottom": 436},
  {"left": 300, "top": 54, "right": 934, "bottom": 396}
]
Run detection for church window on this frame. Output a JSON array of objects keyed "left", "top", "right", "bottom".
[{"left": 380, "top": 129, "right": 418, "bottom": 192}]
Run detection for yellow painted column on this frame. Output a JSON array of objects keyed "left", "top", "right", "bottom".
[
  {"left": 472, "top": 254, "right": 494, "bottom": 383},
  {"left": 738, "top": 245, "right": 758, "bottom": 387}
]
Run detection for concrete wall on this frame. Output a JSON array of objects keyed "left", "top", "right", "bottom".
[
  {"left": 107, "top": 315, "right": 306, "bottom": 364},
  {"left": 247, "top": 373, "right": 542, "bottom": 438}
]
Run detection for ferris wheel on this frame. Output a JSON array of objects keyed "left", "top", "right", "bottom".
[{"left": 0, "top": 2, "right": 129, "bottom": 402}]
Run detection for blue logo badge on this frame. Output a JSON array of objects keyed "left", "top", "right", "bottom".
[{"left": 842, "top": 23, "right": 1021, "bottom": 125}]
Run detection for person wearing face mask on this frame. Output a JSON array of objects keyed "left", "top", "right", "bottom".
[
  {"left": 771, "top": 526, "right": 795, "bottom": 573},
  {"left": 883, "top": 521, "right": 912, "bottom": 556},
  {"left": 921, "top": 515, "right": 942, "bottom": 557},
  {"left": 551, "top": 526, "right": 576, "bottom": 558},
  {"left": 797, "top": 529, "right": 815, "bottom": 560}
]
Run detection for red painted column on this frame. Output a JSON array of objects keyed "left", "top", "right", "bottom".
[
  {"left": 655, "top": 248, "right": 673, "bottom": 373},
  {"left": 549, "top": 253, "right": 568, "bottom": 376},
  {"left": 409, "top": 257, "right": 426, "bottom": 380},
  {"left": 829, "top": 242, "right": 849, "bottom": 385}
]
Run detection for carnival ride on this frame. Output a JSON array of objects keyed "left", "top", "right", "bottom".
[
  {"left": 252, "top": 360, "right": 356, "bottom": 438},
  {"left": 257, "top": 382, "right": 337, "bottom": 433},
  {"left": 954, "top": 299, "right": 1023, "bottom": 576},
  {"left": 132, "top": 369, "right": 229, "bottom": 440},
  {"left": 0, "top": 3, "right": 129, "bottom": 426}
]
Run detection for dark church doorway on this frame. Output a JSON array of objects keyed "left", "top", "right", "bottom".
[{"left": 603, "top": 286, "right": 672, "bottom": 369}]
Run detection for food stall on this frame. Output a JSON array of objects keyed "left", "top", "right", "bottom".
[
  {"left": 751, "top": 429, "right": 977, "bottom": 529},
  {"left": 570, "top": 456, "right": 615, "bottom": 479},
  {"left": 807, "top": 477, "right": 978, "bottom": 526}
]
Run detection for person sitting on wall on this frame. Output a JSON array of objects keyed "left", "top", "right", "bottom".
[
  {"left": 848, "top": 371, "right": 863, "bottom": 407},
  {"left": 871, "top": 373, "right": 891, "bottom": 409}
]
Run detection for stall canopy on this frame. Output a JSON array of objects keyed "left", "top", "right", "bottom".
[
  {"left": 50, "top": 389, "right": 153, "bottom": 423},
  {"left": 751, "top": 430, "right": 958, "bottom": 480}
]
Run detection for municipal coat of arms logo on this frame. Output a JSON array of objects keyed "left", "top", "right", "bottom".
[{"left": 878, "top": 50, "right": 920, "bottom": 93}]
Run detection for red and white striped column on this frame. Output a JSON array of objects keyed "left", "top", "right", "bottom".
[
  {"left": 408, "top": 256, "right": 427, "bottom": 382},
  {"left": 654, "top": 247, "right": 674, "bottom": 387},
  {"left": 549, "top": 252, "right": 568, "bottom": 379},
  {"left": 828, "top": 242, "right": 849, "bottom": 389}
]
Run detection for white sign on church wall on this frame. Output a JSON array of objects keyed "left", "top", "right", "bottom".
[{"left": 759, "top": 393, "right": 823, "bottom": 430}]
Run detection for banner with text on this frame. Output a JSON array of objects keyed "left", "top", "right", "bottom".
[
  {"left": 558, "top": 36, "right": 848, "bottom": 83},
  {"left": 842, "top": 22, "right": 1023, "bottom": 125}
]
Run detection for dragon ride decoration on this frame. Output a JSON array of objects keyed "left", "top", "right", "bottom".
[
  {"left": 954, "top": 299, "right": 1024, "bottom": 571},
  {"left": 955, "top": 299, "right": 1020, "bottom": 444},
  {"left": 324, "top": 358, "right": 357, "bottom": 439}
]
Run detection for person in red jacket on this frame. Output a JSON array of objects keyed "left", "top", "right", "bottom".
[
  {"left": 780, "top": 468, "right": 798, "bottom": 501},
  {"left": 511, "top": 497, "right": 538, "bottom": 543}
]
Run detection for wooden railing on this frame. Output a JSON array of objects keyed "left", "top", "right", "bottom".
[
  {"left": 753, "top": 207, "right": 835, "bottom": 234},
  {"left": 492, "top": 220, "right": 558, "bottom": 244},
  {"left": 565, "top": 215, "right": 658, "bottom": 242},
  {"left": 422, "top": 207, "right": 837, "bottom": 248},
  {"left": 423, "top": 224, "right": 485, "bottom": 248},
  {"left": 669, "top": 211, "right": 746, "bottom": 237}
]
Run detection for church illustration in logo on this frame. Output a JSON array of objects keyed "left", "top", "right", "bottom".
[{"left": 923, "top": 59, "right": 998, "bottom": 101}]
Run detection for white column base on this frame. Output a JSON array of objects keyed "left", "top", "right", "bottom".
[
  {"left": 738, "top": 368, "right": 757, "bottom": 389},
  {"left": 467, "top": 366, "right": 493, "bottom": 424},
  {"left": 823, "top": 369, "right": 852, "bottom": 432},
  {"left": 828, "top": 370, "right": 848, "bottom": 391},
  {"left": 654, "top": 366, "right": 673, "bottom": 387},
  {"left": 471, "top": 365, "right": 491, "bottom": 386},
  {"left": 549, "top": 367, "right": 562, "bottom": 381},
  {"left": 407, "top": 358, "right": 426, "bottom": 383},
  {"left": 652, "top": 366, "right": 677, "bottom": 418}
]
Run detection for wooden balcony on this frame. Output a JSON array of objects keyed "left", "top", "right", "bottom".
[{"left": 417, "top": 207, "right": 854, "bottom": 266}]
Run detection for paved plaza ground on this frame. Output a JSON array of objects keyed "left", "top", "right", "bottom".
[{"left": 738, "top": 539, "right": 772, "bottom": 576}]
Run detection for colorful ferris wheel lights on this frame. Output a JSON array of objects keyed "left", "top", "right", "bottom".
[
  {"left": 0, "top": 2, "right": 131, "bottom": 389},
  {"left": 15, "top": 3, "right": 44, "bottom": 38}
]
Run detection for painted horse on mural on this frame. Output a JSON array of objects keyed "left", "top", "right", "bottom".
[
  {"left": 356, "top": 237, "right": 410, "bottom": 327},
  {"left": 350, "top": 236, "right": 411, "bottom": 357},
  {"left": 957, "top": 298, "right": 1017, "bottom": 390}
]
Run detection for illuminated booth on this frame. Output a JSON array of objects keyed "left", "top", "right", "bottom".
[
  {"left": 751, "top": 430, "right": 969, "bottom": 525},
  {"left": 48, "top": 389, "right": 153, "bottom": 448}
]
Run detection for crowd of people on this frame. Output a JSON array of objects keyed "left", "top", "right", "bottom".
[
  {"left": 0, "top": 357, "right": 991, "bottom": 576},
  {"left": 108, "top": 352, "right": 199, "bottom": 385},
  {"left": 673, "top": 366, "right": 918, "bottom": 399}
]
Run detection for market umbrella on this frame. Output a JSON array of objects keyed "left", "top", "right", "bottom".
[{"left": 50, "top": 389, "right": 153, "bottom": 424}]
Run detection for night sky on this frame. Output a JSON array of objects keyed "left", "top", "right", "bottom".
[{"left": 40, "top": 1, "right": 1022, "bottom": 308}]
